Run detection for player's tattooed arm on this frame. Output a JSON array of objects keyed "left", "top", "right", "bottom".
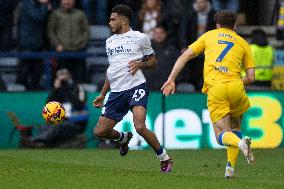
[
  {"left": 140, "top": 54, "right": 157, "bottom": 69},
  {"left": 128, "top": 54, "right": 156, "bottom": 75}
]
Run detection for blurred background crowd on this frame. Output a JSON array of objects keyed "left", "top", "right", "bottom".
[{"left": 0, "top": 0, "right": 282, "bottom": 92}]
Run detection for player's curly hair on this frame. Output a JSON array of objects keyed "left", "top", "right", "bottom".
[
  {"left": 214, "top": 10, "right": 237, "bottom": 29},
  {"left": 112, "top": 4, "right": 133, "bottom": 22}
]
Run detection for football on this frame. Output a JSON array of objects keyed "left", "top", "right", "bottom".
[{"left": 42, "top": 101, "right": 65, "bottom": 125}]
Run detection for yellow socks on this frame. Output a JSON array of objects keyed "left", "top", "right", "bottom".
[
  {"left": 227, "top": 146, "right": 239, "bottom": 167},
  {"left": 218, "top": 130, "right": 243, "bottom": 167},
  {"left": 218, "top": 131, "right": 241, "bottom": 147}
]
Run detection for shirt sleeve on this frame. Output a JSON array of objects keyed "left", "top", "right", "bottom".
[
  {"left": 243, "top": 42, "right": 255, "bottom": 70},
  {"left": 140, "top": 34, "right": 154, "bottom": 56},
  {"left": 188, "top": 34, "right": 206, "bottom": 56}
]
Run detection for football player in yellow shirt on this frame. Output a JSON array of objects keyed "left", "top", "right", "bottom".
[{"left": 162, "top": 10, "right": 255, "bottom": 178}]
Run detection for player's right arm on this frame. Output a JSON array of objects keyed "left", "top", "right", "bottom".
[
  {"left": 161, "top": 47, "right": 196, "bottom": 95},
  {"left": 161, "top": 34, "right": 205, "bottom": 96},
  {"left": 93, "top": 74, "right": 110, "bottom": 108}
]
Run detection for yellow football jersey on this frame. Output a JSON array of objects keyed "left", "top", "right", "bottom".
[{"left": 189, "top": 28, "right": 255, "bottom": 93}]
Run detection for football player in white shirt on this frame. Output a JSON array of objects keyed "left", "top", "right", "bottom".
[{"left": 93, "top": 4, "right": 173, "bottom": 173}]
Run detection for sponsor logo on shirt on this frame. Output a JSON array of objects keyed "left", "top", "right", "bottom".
[
  {"left": 214, "top": 66, "right": 228, "bottom": 73},
  {"left": 107, "top": 45, "right": 131, "bottom": 56}
]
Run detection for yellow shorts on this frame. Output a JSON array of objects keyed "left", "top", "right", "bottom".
[{"left": 207, "top": 80, "right": 250, "bottom": 123}]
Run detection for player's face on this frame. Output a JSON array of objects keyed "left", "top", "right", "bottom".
[{"left": 109, "top": 13, "right": 123, "bottom": 34}]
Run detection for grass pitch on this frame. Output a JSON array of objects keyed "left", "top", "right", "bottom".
[{"left": 0, "top": 149, "right": 283, "bottom": 189}]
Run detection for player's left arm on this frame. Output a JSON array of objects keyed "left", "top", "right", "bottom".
[
  {"left": 128, "top": 33, "right": 156, "bottom": 75},
  {"left": 128, "top": 54, "right": 156, "bottom": 75},
  {"left": 242, "top": 67, "right": 255, "bottom": 86}
]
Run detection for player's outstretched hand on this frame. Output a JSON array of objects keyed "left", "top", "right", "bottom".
[
  {"left": 93, "top": 95, "right": 105, "bottom": 108},
  {"left": 161, "top": 80, "right": 176, "bottom": 96},
  {"left": 128, "top": 60, "right": 140, "bottom": 75}
]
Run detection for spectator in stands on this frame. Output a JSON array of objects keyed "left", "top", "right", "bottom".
[
  {"left": 180, "top": 0, "right": 215, "bottom": 50},
  {"left": 48, "top": 0, "right": 90, "bottom": 83},
  {"left": 137, "top": 0, "right": 165, "bottom": 39},
  {"left": 0, "top": 0, "right": 18, "bottom": 51},
  {"left": 16, "top": 0, "right": 50, "bottom": 90},
  {"left": 50, "top": 0, "right": 94, "bottom": 22},
  {"left": 249, "top": 29, "right": 274, "bottom": 88},
  {"left": 163, "top": 0, "right": 194, "bottom": 49},
  {"left": 178, "top": 0, "right": 215, "bottom": 91},
  {"left": 211, "top": 0, "right": 239, "bottom": 13},
  {"left": 143, "top": 25, "right": 179, "bottom": 90},
  {"left": 23, "top": 69, "right": 89, "bottom": 148}
]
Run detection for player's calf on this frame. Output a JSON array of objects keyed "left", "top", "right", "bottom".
[{"left": 94, "top": 126, "right": 109, "bottom": 138}]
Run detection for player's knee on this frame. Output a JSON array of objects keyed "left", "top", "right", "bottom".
[
  {"left": 133, "top": 113, "right": 147, "bottom": 135},
  {"left": 94, "top": 126, "right": 107, "bottom": 138}
]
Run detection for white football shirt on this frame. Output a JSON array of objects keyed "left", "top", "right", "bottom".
[{"left": 105, "top": 30, "right": 154, "bottom": 92}]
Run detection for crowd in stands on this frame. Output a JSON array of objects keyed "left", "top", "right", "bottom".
[{"left": 0, "top": 0, "right": 280, "bottom": 92}]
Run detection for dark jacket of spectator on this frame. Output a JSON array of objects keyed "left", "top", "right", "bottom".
[
  {"left": 163, "top": 0, "right": 194, "bottom": 49},
  {"left": 18, "top": 0, "right": 49, "bottom": 50},
  {"left": 0, "top": 0, "right": 17, "bottom": 27},
  {"left": 178, "top": 0, "right": 215, "bottom": 91},
  {"left": 47, "top": 8, "right": 90, "bottom": 51},
  {"left": 0, "top": 0, "right": 18, "bottom": 50},
  {"left": 179, "top": 3, "right": 215, "bottom": 48},
  {"left": 145, "top": 41, "right": 179, "bottom": 90},
  {"left": 144, "top": 26, "right": 179, "bottom": 90}
]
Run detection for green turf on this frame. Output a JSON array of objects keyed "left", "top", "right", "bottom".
[{"left": 0, "top": 149, "right": 283, "bottom": 189}]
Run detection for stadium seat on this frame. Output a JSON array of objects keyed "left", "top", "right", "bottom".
[
  {"left": 86, "top": 25, "right": 111, "bottom": 88},
  {"left": 176, "top": 83, "right": 196, "bottom": 92},
  {"left": 89, "top": 25, "right": 111, "bottom": 41},
  {"left": 86, "top": 54, "right": 108, "bottom": 89},
  {"left": 0, "top": 57, "right": 25, "bottom": 91}
]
